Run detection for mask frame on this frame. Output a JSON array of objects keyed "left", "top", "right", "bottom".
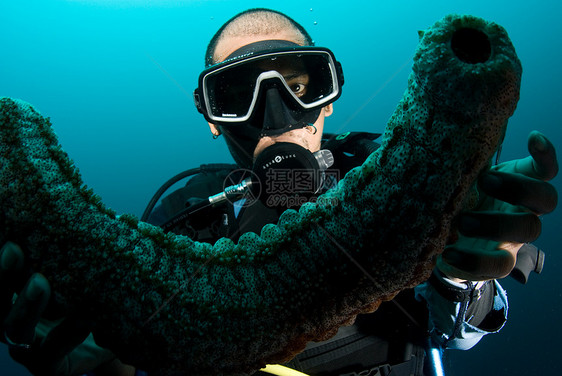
[{"left": 193, "top": 46, "right": 344, "bottom": 126}]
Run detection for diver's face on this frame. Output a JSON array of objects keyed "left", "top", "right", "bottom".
[{"left": 208, "top": 32, "right": 334, "bottom": 161}]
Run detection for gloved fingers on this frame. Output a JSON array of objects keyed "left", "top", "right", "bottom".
[
  {"left": 526, "top": 131, "right": 558, "bottom": 180},
  {"left": 495, "top": 131, "right": 558, "bottom": 181},
  {"left": 40, "top": 317, "right": 93, "bottom": 362},
  {"left": 0, "top": 242, "right": 26, "bottom": 320},
  {"left": 479, "top": 171, "right": 558, "bottom": 214},
  {"left": 458, "top": 211, "right": 542, "bottom": 243},
  {"left": 42, "top": 326, "right": 119, "bottom": 376},
  {"left": 0, "top": 242, "right": 25, "bottom": 277},
  {"left": 438, "top": 241, "right": 520, "bottom": 281},
  {"left": 4, "top": 273, "right": 51, "bottom": 353},
  {"left": 9, "top": 318, "right": 104, "bottom": 376}
]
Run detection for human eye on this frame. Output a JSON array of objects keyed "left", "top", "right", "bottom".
[
  {"left": 285, "top": 73, "right": 310, "bottom": 97},
  {"left": 290, "top": 83, "right": 307, "bottom": 96}
]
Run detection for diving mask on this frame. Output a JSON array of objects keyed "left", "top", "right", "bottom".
[{"left": 193, "top": 41, "right": 344, "bottom": 126}]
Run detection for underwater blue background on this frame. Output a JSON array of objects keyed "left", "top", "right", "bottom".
[{"left": 1, "top": 0, "right": 560, "bottom": 375}]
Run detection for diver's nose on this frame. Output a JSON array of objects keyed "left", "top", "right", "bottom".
[{"left": 262, "top": 87, "right": 298, "bottom": 133}]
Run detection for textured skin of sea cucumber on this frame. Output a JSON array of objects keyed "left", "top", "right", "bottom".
[{"left": 0, "top": 14, "right": 521, "bottom": 376}]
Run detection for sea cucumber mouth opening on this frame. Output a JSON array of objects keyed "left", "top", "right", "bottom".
[{"left": 451, "top": 28, "right": 492, "bottom": 64}]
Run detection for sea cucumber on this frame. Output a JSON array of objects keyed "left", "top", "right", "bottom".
[{"left": 0, "top": 14, "right": 521, "bottom": 375}]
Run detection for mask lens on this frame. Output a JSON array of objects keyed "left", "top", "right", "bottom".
[
  {"left": 205, "top": 65, "right": 258, "bottom": 118},
  {"left": 298, "top": 53, "right": 334, "bottom": 105}
]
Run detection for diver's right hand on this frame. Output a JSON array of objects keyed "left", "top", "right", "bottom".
[{"left": 0, "top": 241, "right": 120, "bottom": 375}]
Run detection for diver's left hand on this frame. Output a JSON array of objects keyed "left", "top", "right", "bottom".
[{"left": 437, "top": 131, "right": 558, "bottom": 281}]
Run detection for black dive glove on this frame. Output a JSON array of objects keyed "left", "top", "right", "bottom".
[{"left": 438, "top": 131, "right": 558, "bottom": 281}]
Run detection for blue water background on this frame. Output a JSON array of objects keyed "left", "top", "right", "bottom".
[{"left": 1, "top": 1, "right": 560, "bottom": 375}]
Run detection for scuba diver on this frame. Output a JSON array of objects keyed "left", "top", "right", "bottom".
[{"left": 0, "top": 8, "right": 558, "bottom": 376}]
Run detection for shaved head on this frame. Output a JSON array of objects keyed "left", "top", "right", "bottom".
[{"left": 205, "top": 8, "right": 313, "bottom": 67}]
